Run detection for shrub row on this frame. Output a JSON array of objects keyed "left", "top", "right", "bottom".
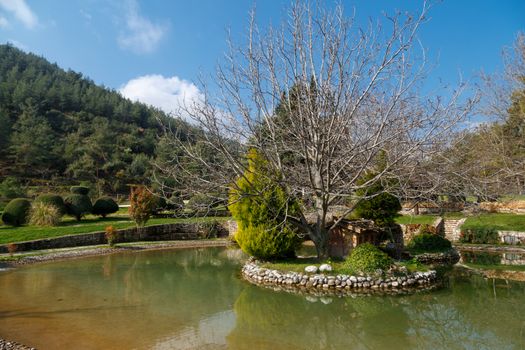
[
  {"left": 1, "top": 186, "right": 119, "bottom": 227},
  {"left": 459, "top": 227, "right": 499, "bottom": 244},
  {"left": 407, "top": 233, "right": 452, "bottom": 254}
]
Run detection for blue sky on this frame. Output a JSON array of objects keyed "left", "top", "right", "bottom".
[{"left": 0, "top": 0, "right": 524, "bottom": 115}]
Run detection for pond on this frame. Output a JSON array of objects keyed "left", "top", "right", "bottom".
[{"left": 0, "top": 247, "right": 524, "bottom": 349}]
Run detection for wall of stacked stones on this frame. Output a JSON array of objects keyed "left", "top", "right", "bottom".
[{"left": 0, "top": 221, "right": 233, "bottom": 253}]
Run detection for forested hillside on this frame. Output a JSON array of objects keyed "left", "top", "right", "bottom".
[{"left": 0, "top": 44, "right": 192, "bottom": 194}]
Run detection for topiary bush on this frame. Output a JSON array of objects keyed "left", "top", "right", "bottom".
[
  {"left": 92, "top": 197, "right": 119, "bottom": 218},
  {"left": 407, "top": 233, "right": 452, "bottom": 254},
  {"left": 345, "top": 243, "right": 393, "bottom": 273},
  {"left": 236, "top": 224, "right": 299, "bottom": 260},
  {"left": 70, "top": 186, "right": 90, "bottom": 195},
  {"left": 229, "top": 149, "right": 301, "bottom": 260},
  {"left": 1, "top": 198, "right": 31, "bottom": 226},
  {"left": 29, "top": 202, "right": 61, "bottom": 226},
  {"left": 459, "top": 227, "right": 499, "bottom": 244},
  {"left": 35, "top": 194, "right": 67, "bottom": 216},
  {"left": 64, "top": 194, "right": 93, "bottom": 221}
]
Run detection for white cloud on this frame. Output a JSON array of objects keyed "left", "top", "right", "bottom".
[
  {"left": 7, "top": 38, "right": 27, "bottom": 50},
  {"left": 0, "top": 15, "right": 8, "bottom": 28},
  {"left": 119, "top": 74, "right": 203, "bottom": 119},
  {"left": 117, "top": 0, "right": 167, "bottom": 54},
  {"left": 0, "top": 0, "right": 37, "bottom": 29}
]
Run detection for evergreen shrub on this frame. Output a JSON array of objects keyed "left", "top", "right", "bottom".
[
  {"left": 92, "top": 197, "right": 119, "bottom": 218},
  {"left": 229, "top": 149, "right": 301, "bottom": 260},
  {"left": 65, "top": 194, "right": 92, "bottom": 221},
  {"left": 1, "top": 198, "right": 31, "bottom": 226},
  {"left": 345, "top": 243, "right": 393, "bottom": 273},
  {"left": 407, "top": 233, "right": 452, "bottom": 253}
]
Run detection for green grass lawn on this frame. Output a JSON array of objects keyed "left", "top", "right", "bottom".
[
  {"left": 462, "top": 213, "right": 525, "bottom": 232},
  {"left": 0, "top": 215, "right": 227, "bottom": 244},
  {"left": 395, "top": 215, "right": 438, "bottom": 225}
]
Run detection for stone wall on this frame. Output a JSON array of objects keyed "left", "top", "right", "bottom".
[
  {"left": 0, "top": 221, "right": 233, "bottom": 253},
  {"left": 499, "top": 231, "right": 525, "bottom": 245},
  {"left": 242, "top": 261, "right": 439, "bottom": 297}
]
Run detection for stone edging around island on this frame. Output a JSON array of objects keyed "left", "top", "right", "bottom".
[{"left": 241, "top": 261, "right": 439, "bottom": 297}]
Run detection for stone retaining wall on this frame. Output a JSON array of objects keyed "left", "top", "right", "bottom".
[
  {"left": 0, "top": 221, "right": 232, "bottom": 254},
  {"left": 241, "top": 261, "right": 439, "bottom": 297}
]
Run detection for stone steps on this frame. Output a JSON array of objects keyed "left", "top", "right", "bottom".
[{"left": 444, "top": 219, "right": 466, "bottom": 241}]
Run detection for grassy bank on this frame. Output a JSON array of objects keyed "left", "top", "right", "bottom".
[
  {"left": 462, "top": 213, "right": 525, "bottom": 232},
  {"left": 0, "top": 215, "right": 227, "bottom": 244}
]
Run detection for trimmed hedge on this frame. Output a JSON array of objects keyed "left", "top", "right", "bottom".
[
  {"left": 35, "top": 194, "right": 66, "bottom": 216},
  {"left": 1, "top": 198, "right": 31, "bottom": 226},
  {"left": 64, "top": 194, "right": 92, "bottom": 221},
  {"left": 92, "top": 197, "right": 119, "bottom": 218},
  {"left": 70, "top": 186, "right": 90, "bottom": 195},
  {"left": 407, "top": 233, "right": 452, "bottom": 253},
  {"left": 345, "top": 243, "right": 393, "bottom": 273}
]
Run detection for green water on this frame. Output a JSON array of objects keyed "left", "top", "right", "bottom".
[{"left": 0, "top": 247, "right": 524, "bottom": 349}]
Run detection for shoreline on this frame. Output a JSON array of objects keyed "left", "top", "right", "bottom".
[{"left": 0, "top": 239, "right": 234, "bottom": 268}]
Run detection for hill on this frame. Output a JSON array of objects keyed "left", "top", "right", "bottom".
[{"left": 0, "top": 44, "right": 193, "bottom": 195}]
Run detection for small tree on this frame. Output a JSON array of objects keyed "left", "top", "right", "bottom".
[
  {"left": 92, "top": 197, "right": 119, "bottom": 218},
  {"left": 229, "top": 149, "right": 301, "bottom": 260},
  {"left": 129, "top": 186, "right": 156, "bottom": 227}
]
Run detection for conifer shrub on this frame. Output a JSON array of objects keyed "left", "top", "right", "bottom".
[
  {"left": 407, "top": 233, "right": 452, "bottom": 254},
  {"left": 70, "top": 186, "right": 90, "bottom": 195},
  {"left": 345, "top": 243, "right": 393, "bottom": 273},
  {"left": 35, "top": 194, "right": 66, "bottom": 216},
  {"left": 229, "top": 149, "right": 301, "bottom": 260},
  {"left": 1, "top": 198, "right": 31, "bottom": 226},
  {"left": 353, "top": 172, "right": 401, "bottom": 227},
  {"left": 129, "top": 186, "right": 156, "bottom": 227},
  {"left": 92, "top": 197, "right": 119, "bottom": 218},
  {"left": 64, "top": 194, "right": 93, "bottom": 221},
  {"left": 29, "top": 201, "right": 61, "bottom": 226}
]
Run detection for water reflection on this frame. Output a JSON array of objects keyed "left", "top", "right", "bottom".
[{"left": 0, "top": 247, "right": 524, "bottom": 349}]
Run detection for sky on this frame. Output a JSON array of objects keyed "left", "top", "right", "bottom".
[{"left": 0, "top": 0, "right": 524, "bottom": 117}]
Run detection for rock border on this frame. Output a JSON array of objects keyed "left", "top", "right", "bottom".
[
  {"left": 241, "top": 260, "right": 439, "bottom": 297},
  {"left": 413, "top": 248, "right": 460, "bottom": 266}
]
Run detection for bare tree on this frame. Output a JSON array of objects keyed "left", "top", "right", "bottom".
[{"left": 155, "top": 1, "right": 475, "bottom": 258}]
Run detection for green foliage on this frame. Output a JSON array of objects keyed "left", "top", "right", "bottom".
[
  {"left": 92, "top": 197, "right": 119, "bottom": 218},
  {"left": 129, "top": 186, "right": 157, "bottom": 227},
  {"left": 229, "top": 149, "right": 301, "bottom": 260},
  {"left": 64, "top": 194, "right": 93, "bottom": 221},
  {"left": 407, "top": 233, "right": 452, "bottom": 253},
  {"left": 353, "top": 172, "right": 401, "bottom": 227},
  {"left": 0, "top": 44, "right": 199, "bottom": 192},
  {"left": 459, "top": 227, "right": 499, "bottom": 244},
  {"left": 70, "top": 186, "right": 90, "bottom": 195},
  {"left": 1, "top": 198, "right": 31, "bottom": 226},
  {"left": 345, "top": 243, "right": 393, "bottom": 273},
  {"left": 0, "top": 177, "right": 26, "bottom": 200},
  {"left": 29, "top": 202, "right": 61, "bottom": 227},
  {"left": 35, "top": 194, "right": 66, "bottom": 216}
]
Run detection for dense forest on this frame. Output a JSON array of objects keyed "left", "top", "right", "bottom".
[{"left": 0, "top": 44, "right": 195, "bottom": 195}]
